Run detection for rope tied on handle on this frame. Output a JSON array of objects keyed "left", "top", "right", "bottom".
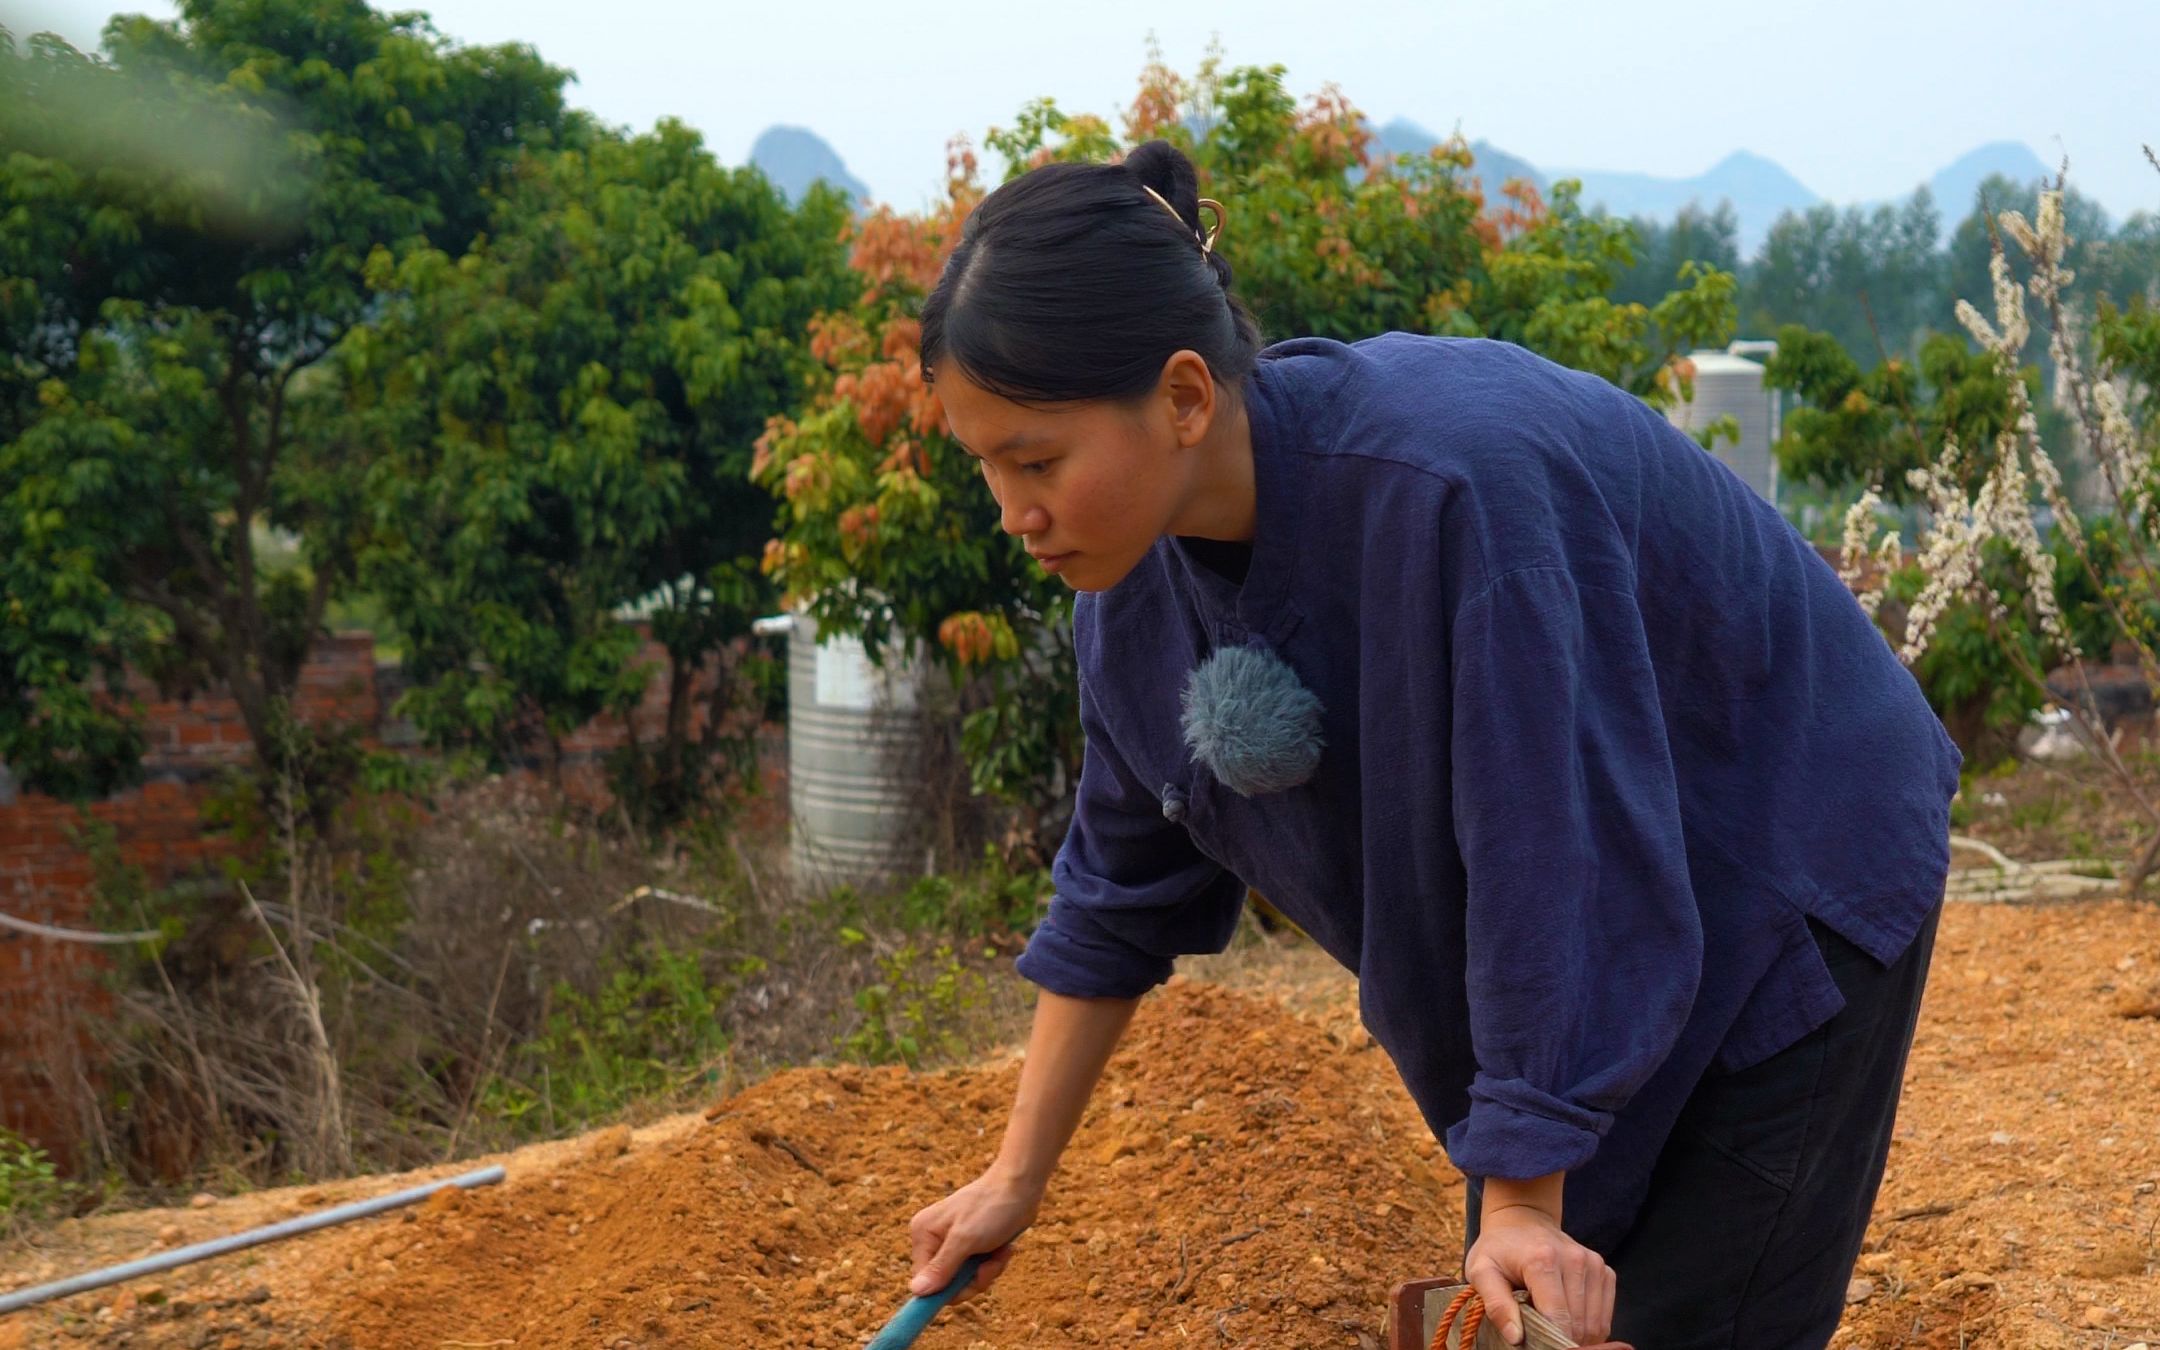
[{"left": 1431, "top": 1286, "right": 1486, "bottom": 1350}]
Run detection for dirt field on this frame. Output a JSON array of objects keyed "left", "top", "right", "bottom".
[{"left": 3, "top": 898, "right": 2158, "bottom": 1348}]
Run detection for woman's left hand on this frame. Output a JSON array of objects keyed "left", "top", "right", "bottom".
[{"left": 1462, "top": 1204, "right": 1615, "bottom": 1345}]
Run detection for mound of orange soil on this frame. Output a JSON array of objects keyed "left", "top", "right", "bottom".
[
  {"left": 12, "top": 901, "right": 2160, "bottom": 1349},
  {"left": 50, "top": 981, "right": 1461, "bottom": 1348}
]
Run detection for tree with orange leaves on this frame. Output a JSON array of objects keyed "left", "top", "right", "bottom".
[
  {"left": 751, "top": 138, "right": 1082, "bottom": 837},
  {"left": 754, "top": 46, "right": 1739, "bottom": 841}
]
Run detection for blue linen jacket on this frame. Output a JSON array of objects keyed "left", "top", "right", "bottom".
[{"left": 1013, "top": 334, "right": 1961, "bottom": 1248}]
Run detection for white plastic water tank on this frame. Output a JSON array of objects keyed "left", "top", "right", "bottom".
[
  {"left": 1666, "top": 348, "right": 1779, "bottom": 502},
  {"left": 753, "top": 612, "right": 931, "bottom": 893}
]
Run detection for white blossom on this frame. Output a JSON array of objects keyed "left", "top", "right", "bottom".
[
  {"left": 1839, "top": 185, "right": 2153, "bottom": 678},
  {"left": 1955, "top": 298, "right": 1999, "bottom": 350},
  {"left": 1990, "top": 249, "right": 2029, "bottom": 354},
  {"left": 1839, "top": 487, "right": 1882, "bottom": 589},
  {"left": 1840, "top": 488, "right": 1891, "bottom": 621}
]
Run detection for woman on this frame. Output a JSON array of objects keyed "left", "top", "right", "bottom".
[{"left": 902, "top": 139, "right": 1959, "bottom": 1349}]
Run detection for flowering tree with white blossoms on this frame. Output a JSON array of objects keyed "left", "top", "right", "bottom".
[{"left": 1840, "top": 158, "right": 2160, "bottom": 890}]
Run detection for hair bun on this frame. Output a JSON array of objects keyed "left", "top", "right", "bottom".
[
  {"left": 1123, "top": 139, "right": 1202, "bottom": 231},
  {"left": 916, "top": 148, "right": 1264, "bottom": 405}
]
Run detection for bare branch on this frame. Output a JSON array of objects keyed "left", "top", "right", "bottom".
[{"left": 0, "top": 909, "right": 161, "bottom": 943}]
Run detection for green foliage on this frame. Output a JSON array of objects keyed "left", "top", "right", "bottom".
[
  {"left": 1764, "top": 326, "right": 2037, "bottom": 504},
  {"left": 0, "top": 1127, "right": 70, "bottom": 1228},
  {"left": 0, "top": 1, "right": 571, "bottom": 800},
  {"left": 839, "top": 940, "right": 988, "bottom": 1068},
  {"left": 1615, "top": 176, "right": 2160, "bottom": 386},
  {"left": 955, "top": 634, "right": 1081, "bottom": 808},
  {"left": 891, "top": 846, "right": 1050, "bottom": 936},
  {"left": 1607, "top": 202, "right": 1744, "bottom": 314},
  {"left": 2050, "top": 513, "right": 2156, "bottom": 658},
  {"left": 984, "top": 69, "right": 1735, "bottom": 389},
  {"left": 1157, "top": 70, "right": 1497, "bottom": 345},
  {"left": 2096, "top": 292, "right": 2160, "bottom": 433},
  {"left": 2006, "top": 791, "right": 2067, "bottom": 832},
  {"left": 1866, "top": 515, "right": 2143, "bottom": 769},
  {"left": 1481, "top": 200, "right": 1736, "bottom": 407},
  {"left": 1882, "top": 558, "right": 2046, "bottom": 768},
  {"left": 1688, "top": 412, "right": 1744, "bottom": 454},
  {"left": 1709, "top": 175, "right": 2157, "bottom": 378},
  {"left": 1743, "top": 191, "right": 1945, "bottom": 364},
  {"left": 480, "top": 943, "right": 732, "bottom": 1136},
  {"left": 342, "top": 117, "right": 851, "bottom": 825}
]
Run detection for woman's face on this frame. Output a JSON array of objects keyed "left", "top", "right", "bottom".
[{"left": 937, "top": 359, "right": 1209, "bottom": 593}]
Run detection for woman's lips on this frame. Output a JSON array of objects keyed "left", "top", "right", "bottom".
[{"left": 1032, "top": 551, "right": 1075, "bottom": 574}]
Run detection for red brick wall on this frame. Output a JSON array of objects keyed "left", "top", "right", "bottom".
[{"left": 0, "top": 632, "right": 735, "bottom": 1165}]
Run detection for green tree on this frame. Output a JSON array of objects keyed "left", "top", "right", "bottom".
[
  {"left": 1764, "top": 325, "right": 2034, "bottom": 506},
  {"left": 341, "top": 119, "right": 854, "bottom": 822},
  {"left": 1742, "top": 189, "right": 1945, "bottom": 365},
  {"left": 1475, "top": 183, "right": 1736, "bottom": 406},
  {"left": 2096, "top": 287, "right": 2160, "bottom": 431},
  {"left": 2086, "top": 210, "right": 2160, "bottom": 316},
  {"left": 1608, "top": 201, "right": 1743, "bottom": 315},
  {"left": 0, "top": 1, "right": 569, "bottom": 800}
]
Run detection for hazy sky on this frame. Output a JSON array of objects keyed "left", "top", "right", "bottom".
[{"left": 19, "top": 0, "right": 2158, "bottom": 221}]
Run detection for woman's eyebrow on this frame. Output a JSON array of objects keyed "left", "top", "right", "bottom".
[{"left": 956, "top": 430, "right": 1051, "bottom": 459}]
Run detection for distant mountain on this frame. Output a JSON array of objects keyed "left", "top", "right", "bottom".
[
  {"left": 1371, "top": 127, "right": 2057, "bottom": 257},
  {"left": 1464, "top": 139, "right": 1546, "bottom": 199},
  {"left": 1924, "top": 140, "right": 2055, "bottom": 218},
  {"left": 1370, "top": 118, "right": 1547, "bottom": 205},
  {"left": 1373, "top": 123, "right": 1817, "bottom": 254},
  {"left": 1556, "top": 151, "right": 1822, "bottom": 256},
  {"left": 753, "top": 114, "right": 2058, "bottom": 260},
  {"left": 749, "top": 125, "right": 869, "bottom": 205}
]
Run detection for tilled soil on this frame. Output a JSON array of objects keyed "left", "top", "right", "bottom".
[
  {"left": 4, "top": 901, "right": 2158, "bottom": 1349},
  {"left": 1831, "top": 899, "right": 2160, "bottom": 1350}
]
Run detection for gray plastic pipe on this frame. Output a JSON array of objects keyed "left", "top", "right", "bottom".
[{"left": 0, "top": 1164, "right": 505, "bottom": 1315}]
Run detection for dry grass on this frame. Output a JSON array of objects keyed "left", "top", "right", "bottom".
[{"left": 16, "top": 764, "right": 1052, "bottom": 1218}]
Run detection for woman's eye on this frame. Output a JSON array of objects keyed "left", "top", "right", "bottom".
[{"left": 1016, "top": 459, "right": 1054, "bottom": 477}]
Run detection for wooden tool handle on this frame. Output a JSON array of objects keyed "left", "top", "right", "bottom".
[{"left": 1385, "top": 1280, "right": 1635, "bottom": 1350}]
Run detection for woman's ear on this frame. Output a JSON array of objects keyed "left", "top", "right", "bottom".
[{"left": 1160, "top": 349, "right": 1217, "bottom": 448}]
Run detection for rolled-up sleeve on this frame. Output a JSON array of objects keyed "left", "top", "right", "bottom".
[
  {"left": 1015, "top": 669, "right": 1247, "bottom": 1000},
  {"left": 1442, "top": 565, "right": 1703, "bottom": 1179}
]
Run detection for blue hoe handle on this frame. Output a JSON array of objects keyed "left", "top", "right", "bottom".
[{"left": 863, "top": 1253, "right": 986, "bottom": 1349}]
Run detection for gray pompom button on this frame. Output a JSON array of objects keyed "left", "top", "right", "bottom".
[
  {"left": 1179, "top": 644, "right": 1324, "bottom": 797},
  {"left": 1161, "top": 784, "right": 1188, "bottom": 823}
]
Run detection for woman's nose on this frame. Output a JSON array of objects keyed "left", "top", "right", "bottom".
[{"left": 998, "top": 490, "right": 1047, "bottom": 537}]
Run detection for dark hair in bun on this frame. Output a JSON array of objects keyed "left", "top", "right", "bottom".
[{"left": 919, "top": 139, "right": 1263, "bottom": 405}]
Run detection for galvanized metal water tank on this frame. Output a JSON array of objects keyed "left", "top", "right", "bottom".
[
  {"left": 757, "top": 612, "right": 928, "bottom": 892},
  {"left": 1666, "top": 346, "right": 1780, "bottom": 502}
]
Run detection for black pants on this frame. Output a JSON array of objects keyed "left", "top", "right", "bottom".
[{"left": 1465, "top": 905, "right": 1941, "bottom": 1350}]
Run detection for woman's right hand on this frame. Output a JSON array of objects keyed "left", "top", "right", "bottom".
[
  {"left": 908, "top": 989, "right": 1140, "bottom": 1304},
  {"left": 907, "top": 1166, "right": 1044, "bottom": 1302}
]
